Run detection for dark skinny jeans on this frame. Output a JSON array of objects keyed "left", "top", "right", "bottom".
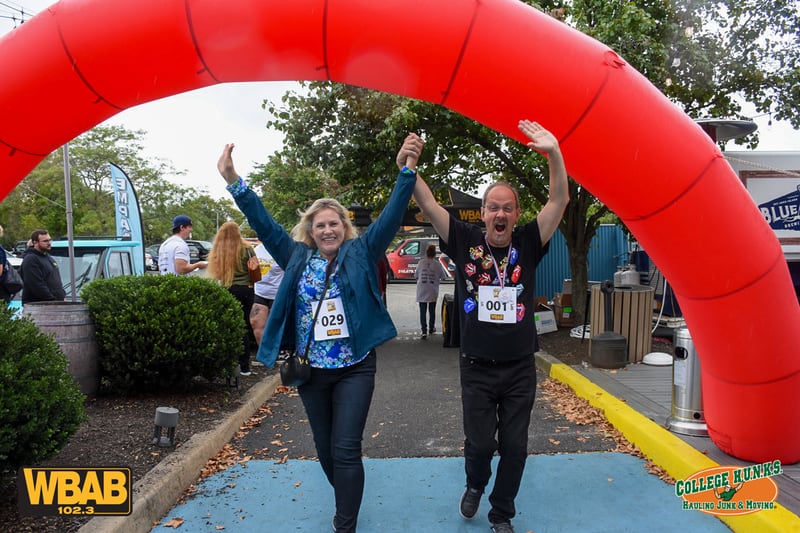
[
  {"left": 228, "top": 284, "right": 255, "bottom": 370},
  {"left": 299, "top": 351, "right": 376, "bottom": 533},
  {"left": 418, "top": 301, "right": 436, "bottom": 334}
]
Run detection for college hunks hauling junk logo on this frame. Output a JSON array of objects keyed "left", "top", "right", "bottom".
[{"left": 676, "top": 461, "right": 781, "bottom": 516}]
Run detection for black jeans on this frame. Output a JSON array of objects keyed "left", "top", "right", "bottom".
[
  {"left": 418, "top": 301, "right": 436, "bottom": 334},
  {"left": 299, "top": 351, "right": 376, "bottom": 533},
  {"left": 459, "top": 354, "right": 537, "bottom": 524},
  {"left": 228, "top": 284, "right": 255, "bottom": 370}
]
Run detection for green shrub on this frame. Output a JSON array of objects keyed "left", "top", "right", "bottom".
[
  {"left": 81, "top": 275, "right": 245, "bottom": 394},
  {"left": 0, "top": 305, "right": 86, "bottom": 474}
]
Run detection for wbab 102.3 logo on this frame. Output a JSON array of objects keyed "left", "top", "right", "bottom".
[
  {"left": 675, "top": 461, "right": 781, "bottom": 516},
  {"left": 17, "top": 467, "right": 131, "bottom": 517}
]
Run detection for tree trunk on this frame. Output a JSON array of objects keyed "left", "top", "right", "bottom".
[{"left": 560, "top": 182, "right": 606, "bottom": 327}]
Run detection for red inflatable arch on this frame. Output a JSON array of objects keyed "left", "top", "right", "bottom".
[{"left": 1, "top": 0, "right": 798, "bottom": 463}]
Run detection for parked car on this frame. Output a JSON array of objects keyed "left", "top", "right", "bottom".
[
  {"left": 145, "top": 244, "right": 160, "bottom": 271},
  {"left": 187, "top": 239, "right": 212, "bottom": 263},
  {"left": 147, "top": 239, "right": 212, "bottom": 274},
  {"left": 6, "top": 252, "right": 22, "bottom": 269},
  {"left": 385, "top": 236, "right": 454, "bottom": 281},
  {"left": 13, "top": 240, "right": 28, "bottom": 255}
]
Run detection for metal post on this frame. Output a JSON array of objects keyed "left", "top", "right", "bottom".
[{"left": 62, "top": 144, "right": 77, "bottom": 302}]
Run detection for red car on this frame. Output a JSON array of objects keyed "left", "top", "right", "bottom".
[{"left": 385, "top": 237, "right": 454, "bottom": 281}]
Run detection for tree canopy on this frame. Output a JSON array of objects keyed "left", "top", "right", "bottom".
[
  {"left": 258, "top": 0, "right": 799, "bottom": 322},
  {"left": 0, "top": 125, "right": 240, "bottom": 249}
]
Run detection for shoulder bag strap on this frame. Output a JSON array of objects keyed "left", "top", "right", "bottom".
[{"left": 302, "top": 258, "right": 336, "bottom": 359}]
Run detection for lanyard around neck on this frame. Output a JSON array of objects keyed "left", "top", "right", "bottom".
[{"left": 484, "top": 235, "right": 511, "bottom": 288}]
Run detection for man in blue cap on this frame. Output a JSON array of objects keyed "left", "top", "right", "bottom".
[{"left": 158, "top": 215, "right": 207, "bottom": 275}]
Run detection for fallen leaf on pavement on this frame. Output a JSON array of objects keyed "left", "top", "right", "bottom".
[
  {"left": 539, "top": 378, "right": 676, "bottom": 485},
  {"left": 164, "top": 517, "right": 184, "bottom": 528}
]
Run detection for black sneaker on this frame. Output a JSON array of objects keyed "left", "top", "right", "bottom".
[
  {"left": 459, "top": 486, "right": 482, "bottom": 519},
  {"left": 490, "top": 521, "right": 515, "bottom": 533}
]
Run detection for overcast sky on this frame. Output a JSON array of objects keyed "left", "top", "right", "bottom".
[{"left": 2, "top": 0, "right": 798, "bottom": 201}]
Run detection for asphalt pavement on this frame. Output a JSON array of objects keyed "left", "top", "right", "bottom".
[
  {"left": 129, "top": 285, "right": 730, "bottom": 532},
  {"left": 236, "top": 337, "right": 616, "bottom": 460},
  {"left": 70, "top": 284, "right": 748, "bottom": 532},
  {"left": 154, "top": 335, "right": 728, "bottom": 532}
]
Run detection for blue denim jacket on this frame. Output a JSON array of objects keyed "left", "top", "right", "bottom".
[{"left": 228, "top": 169, "right": 416, "bottom": 368}]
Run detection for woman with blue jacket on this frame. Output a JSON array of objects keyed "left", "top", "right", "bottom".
[{"left": 217, "top": 133, "right": 424, "bottom": 533}]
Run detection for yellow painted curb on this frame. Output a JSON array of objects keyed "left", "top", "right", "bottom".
[{"left": 544, "top": 359, "right": 800, "bottom": 533}]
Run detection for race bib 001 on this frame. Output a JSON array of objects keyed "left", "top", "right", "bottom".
[{"left": 477, "top": 285, "right": 517, "bottom": 324}]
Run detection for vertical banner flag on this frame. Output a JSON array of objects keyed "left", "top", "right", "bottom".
[{"left": 109, "top": 162, "right": 145, "bottom": 274}]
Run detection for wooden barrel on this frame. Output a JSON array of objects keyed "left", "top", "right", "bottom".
[
  {"left": 589, "top": 284, "right": 654, "bottom": 364},
  {"left": 23, "top": 302, "right": 99, "bottom": 397}
]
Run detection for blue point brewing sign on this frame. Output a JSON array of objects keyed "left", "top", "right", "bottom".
[{"left": 759, "top": 185, "right": 800, "bottom": 232}]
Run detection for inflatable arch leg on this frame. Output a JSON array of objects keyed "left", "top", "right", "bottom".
[{"left": 1, "top": 0, "right": 798, "bottom": 462}]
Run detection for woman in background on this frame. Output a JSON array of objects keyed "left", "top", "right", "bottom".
[
  {"left": 207, "top": 221, "right": 256, "bottom": 375},
  {"left": 415, "top": 243, "right": 445, "bottom": 339}
]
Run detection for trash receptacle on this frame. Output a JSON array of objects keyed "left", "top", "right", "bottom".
[
  {"left": 441, "top": 294, "right": 460, "bottom": 348},
  {"left": 666, "top": 327, "right": 708, "bottom": 436}
]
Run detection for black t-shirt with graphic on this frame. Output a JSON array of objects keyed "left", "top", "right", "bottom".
[{"left": 441, "top": 215, "right": 549, "bottom": 361}]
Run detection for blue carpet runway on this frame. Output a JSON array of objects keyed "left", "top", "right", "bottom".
[{"left": 165, "top": 454, "right": 729, "bottom": 532}]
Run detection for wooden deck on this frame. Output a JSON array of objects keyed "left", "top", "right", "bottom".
[{"left": 573, "top": 362, "right": 800, "bottom": 515}]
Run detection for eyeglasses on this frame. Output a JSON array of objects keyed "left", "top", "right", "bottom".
[{"left": 483, "top": 204, "right": 516, "bottom": 214}]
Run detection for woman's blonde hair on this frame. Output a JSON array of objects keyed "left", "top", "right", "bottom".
[
  {"left": 290, "top": 198, "right": 357, "bottom": 247},
  {"left": 208, "top": 221, "right": 249, "bottom": 287}
]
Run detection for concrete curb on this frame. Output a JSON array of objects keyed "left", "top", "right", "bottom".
[
  {"left": 535, "top": 352, "right": 800, "bottom": 533},
  {"left": 77, "top": 373, "right": 282, "bottom": 533}
]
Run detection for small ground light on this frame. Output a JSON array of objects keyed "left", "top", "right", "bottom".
[{"left": 153, "top": 406, "right": 179, "bottom": 447}]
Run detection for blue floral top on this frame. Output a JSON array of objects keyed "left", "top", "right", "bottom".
[{"left": 295, "top": 251, "right": 360, "bottom": 368}]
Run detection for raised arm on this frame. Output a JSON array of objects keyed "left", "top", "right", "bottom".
[
  {"left": 399, "top": 133, "right": 451, "bottom": 242},
  {"left": 518, "top": 120, "right": 569, "bottom": 244},
  {"left": 217, "top": 143, "right": 295, "bottom": 267},
  {"left": 217, "top": 143, "right": 239, "bottom": 185}
]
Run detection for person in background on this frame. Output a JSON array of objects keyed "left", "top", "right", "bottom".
[
  {"left": 158, "top": 215, "right": 207, "bottom": 275},
  {"left": 411, "top": 120, "right": 569, "bottom": 533},
  {"left": 217, "top": 133, "right": 421, "bottom": 533},
  {"left": 21, "top": 230, "right": 66, "bottom": 304},
  {"left": 207, "top": 222, "right": 257, "bottom": 376},
  {"left": 415, "top": 243, "right": 446, "bottom": 339},
  {"left": 250, "top": 242, "right": 285, "bottom": 347}
]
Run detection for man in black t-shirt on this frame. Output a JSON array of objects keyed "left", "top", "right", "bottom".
[{"left": 408, "top": 120, "right": 569, "bottom": 533}]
